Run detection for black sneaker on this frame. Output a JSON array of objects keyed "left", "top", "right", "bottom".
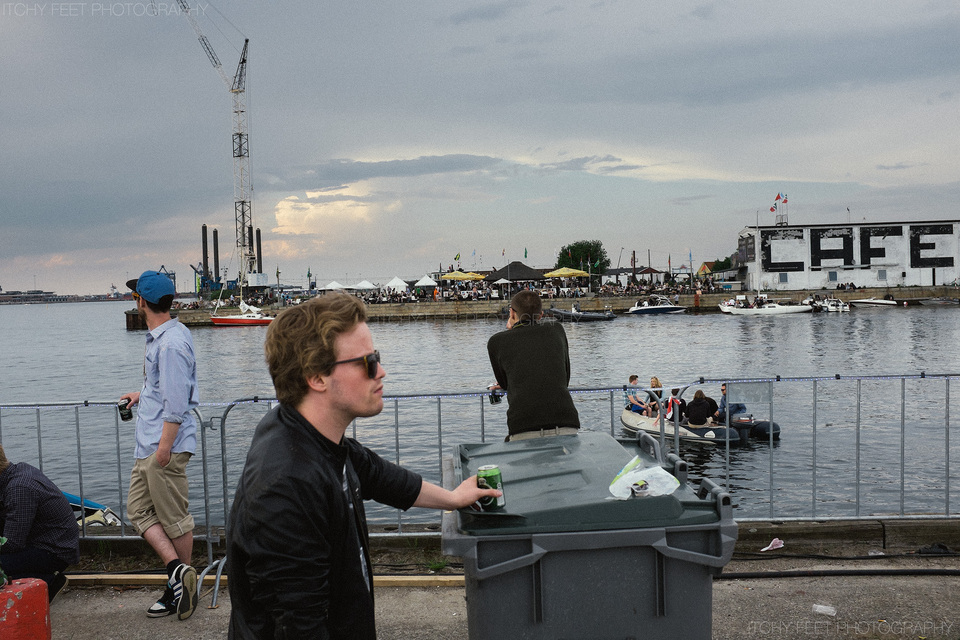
[
  {"left": 171, "top": 563, "right": 198, "bottom": 621},
  {"left": 48, "top": 573, "right": 67, "bottom": 603}
]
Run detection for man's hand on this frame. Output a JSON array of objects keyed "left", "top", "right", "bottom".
[
  {"left": 155, "top": 447, "right": 171, "bottom": 468},
  {"left": 413, "top": 476, "right": 502, "bottom": 510},
  {"left": 120, "top": 391, "right": 141, "bottom": 406}
]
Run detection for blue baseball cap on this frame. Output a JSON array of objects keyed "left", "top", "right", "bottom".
[{"left": 126, "top": 270, "right": 175, "bottom": 303}]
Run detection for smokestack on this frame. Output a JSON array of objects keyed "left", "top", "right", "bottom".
[
  {"left": 201, "top": 224, "right": 209, "bottom": 280},
  {"left": 256, "top": 228, "right": 263, "bottom": 274},
  {"left": 247, "top": 225, "right": 255, "bottom": 273},
  {"left": 213, "top": 229, "right": 220, "bottom": 283}
]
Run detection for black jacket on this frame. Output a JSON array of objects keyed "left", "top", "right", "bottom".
[
  {"left": 227, "top": 404, "right": 422, "bottom": 639},
  {"left": 487, "top": 320, "right": 580, "bottom": 436}
]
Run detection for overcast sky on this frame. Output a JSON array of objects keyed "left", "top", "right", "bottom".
[{"left": 3, "top": 1, "right": 959, "bottom": 294}]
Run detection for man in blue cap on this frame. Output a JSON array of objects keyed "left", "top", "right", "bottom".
[{"left": 120, "top": 270, "right": 200, "bottom": 621}]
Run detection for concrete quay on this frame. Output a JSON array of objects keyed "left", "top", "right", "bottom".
[
  {"left": 125, "top": 285, "right": 958, "bottom": 329},
  {"left": 46, "top": 519, "right": 960, "bottom": 639}
]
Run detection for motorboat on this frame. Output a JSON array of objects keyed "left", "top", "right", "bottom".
[
  {"left": 850, "top": 295, "right": 898, "bottom": 307},
  {"left": 545, "top": 305, "right": 616, "bottom": 322},
  {"left": 619, "top": 409, "right": 740, "bottom": 444},
  {"left": 626, "top": 294, "right": 686, "bottom": 315},
  {"left": 812, "top": 297, "right": 849, "bottom": 312},
  {"left": 726, "top": 301, "right": 811, "bottom": 316},
  {"left": 211, "top": 301, "right": 274, "bottom": 326},
  {"left": 725, "top": 414, "right": 781, "bottom": 440}
]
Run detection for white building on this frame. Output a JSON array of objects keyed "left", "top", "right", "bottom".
[{"left": 738, "top": 220, "right": 960, "bottom": 291}]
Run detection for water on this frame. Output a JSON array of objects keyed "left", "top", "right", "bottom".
[{"left": 1, "top": 300, "right": 959, "bottom": 523}]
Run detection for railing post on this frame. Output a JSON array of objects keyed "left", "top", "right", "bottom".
[
  {"left": 811, "top": 379, "right": 817, "bottom": 519},
  {"left": 35, "top": 408, "right": 43, "bottom": 474},
  {"left": 946, "top": 378, "right": 951, "bottom": 515},
  {"left": 855, "top": 378, "right": 862, "bottom": 518},
  {"left": 900, "top": 377, "right": 906, "bottom": 516}
]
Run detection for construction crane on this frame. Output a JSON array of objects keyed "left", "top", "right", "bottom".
[{"left": 174, "top": 1, "right": 257, "bottom": 279}]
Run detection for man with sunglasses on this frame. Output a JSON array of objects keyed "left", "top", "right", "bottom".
[
  {"left": 227, "top": 293, "right": 500, "bottom": 640},
  {"left": 487, "top": 289, "right": 580, "bottom": 440},
  {"left": 119, "top": 270, "right": 200, "bottom": 621},
  {"left": 713, "top": 384, "right": 746, "bottom": 424}
]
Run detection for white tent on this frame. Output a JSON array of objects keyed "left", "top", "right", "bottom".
[
  {"left": 384, "top": 276, "right": 409, "bottom": 291},
  {"left": 413, "top": 275, "right": 437, "bottom": 287},
  {"left": 321, "top": 281, "right": 346, "bottom": 290},
  {"left": 348, "top": 280, "right": 377, "bottom": 290},
  {"left": 493, "top": 278, "right": 512, "bottom": 285}
]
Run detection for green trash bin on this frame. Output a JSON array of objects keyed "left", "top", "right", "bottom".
[{"left": 441, "top": 431, "right": 736, "bottom": 640}]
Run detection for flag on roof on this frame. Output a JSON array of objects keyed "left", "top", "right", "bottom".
[
  {"left": 775, "top": 193, "right": 782, "bottom": 201},
  {"left": 455, "top": 253, "right": 460, "bottom": 261}
]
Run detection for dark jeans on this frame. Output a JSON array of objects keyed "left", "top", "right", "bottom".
[{"left": 1, "top": 546, "right": 67, "bottom": 586}]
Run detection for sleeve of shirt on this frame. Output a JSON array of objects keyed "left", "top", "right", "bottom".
[
  {"left": 349, "top": 442, "right": 422, "bottom": 510},
  {"left": 157, "top": 342, "right": 194, "bottom": 424},
  {"left": 487, "top": 335, "right": 508, "bottom": 390},
  {"left": 1, "top": 478, "right": 38, "bottom": 553}
]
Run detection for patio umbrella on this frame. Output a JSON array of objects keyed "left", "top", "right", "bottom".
[
  {"left": 543, "top": 267, "right": 589, "bottom": 278},
  {"left": 440, "top": 270, "right": 477, "bottom": 281},
  {"left": 484, "top": 261, "right": 545, "bottom": 282}
]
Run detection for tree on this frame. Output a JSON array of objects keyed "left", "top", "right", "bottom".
[
  {"left": 712, "top": 256, "right": 732, "bottom": 271},
  {"left": 555, "top": 240, "right": 610, "bottom": 277}
]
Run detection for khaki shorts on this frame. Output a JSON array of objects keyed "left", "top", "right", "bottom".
[
  {"left": 507, "top": 427, "right": 579, "bottom": 442},
  {"left": 127, "top": 451, "right": 195, "bottom": 539}
]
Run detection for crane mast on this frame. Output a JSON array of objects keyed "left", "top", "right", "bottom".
[{"left": 175, "top": 1, "right": 257, "bottom": 279}]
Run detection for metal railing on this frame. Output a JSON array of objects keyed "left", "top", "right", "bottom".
[{"left": 1, "top": 372, "right": 957, "bottom": 555}]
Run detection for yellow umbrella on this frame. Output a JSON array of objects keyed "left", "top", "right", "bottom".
[
  {"left": 464, "top": 272, "right": 486, "bottom": 280},
  {"left": 543, "top": 267, "right": 589, "bottom": 278},
  {"left": 440, "top": 270, "right": 477, "bottom": 281}
]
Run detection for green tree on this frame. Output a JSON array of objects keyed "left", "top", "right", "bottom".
[
  {"left": 556, "top": 240, "right": 610, "bottom": 276},
  {"left": 712, "top": 256, "right": 732, "bottom": 271}
]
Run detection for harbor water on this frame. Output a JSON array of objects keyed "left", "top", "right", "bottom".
[{"left": 1, "top": 300, "right": 959, "bottom": 523}]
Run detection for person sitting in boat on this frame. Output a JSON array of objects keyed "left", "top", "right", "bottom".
[
  {"left": 623, "top": 375, "right": 646, "bottom": 413},
  {"left": 644, "top": 376, "right": 663, "bottom": 417},
  {"left": 713, "top": 383, "right": 747, "bottom": 423},
  {"left": 0, "top": 444, "right": 79, "bottom": 601},
  {"left": 685, "top": 390, "right": 713, "bottom": 426},
  {"left": 664, "top": 388, "right": 686, "bottom": 422}
]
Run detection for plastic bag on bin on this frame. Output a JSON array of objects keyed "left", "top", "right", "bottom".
[{"left": 609, "top": 455, "right": 679, "bottom": 500}]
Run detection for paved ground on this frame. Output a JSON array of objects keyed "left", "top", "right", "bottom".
[{"left": 45, "top": 554, "right": 960, "bottom": 640}]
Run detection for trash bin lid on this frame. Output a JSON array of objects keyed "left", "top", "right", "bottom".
[{"left": 453, "top": 431, "right": 722, "bottom": 535}]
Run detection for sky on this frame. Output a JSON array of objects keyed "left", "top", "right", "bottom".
[{"left": 3, "top": 1, "right": 960, "bottom": 295}]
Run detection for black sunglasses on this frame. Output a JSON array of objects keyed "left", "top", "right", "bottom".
[{"left": 332, "top": 351, "right": 381, "bottom": 379}]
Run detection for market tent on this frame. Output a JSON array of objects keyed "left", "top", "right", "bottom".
[
  {"left": 414, "top": 275, "right": 437, "bottom": 287},
  {"left": 493, "top": 278, "right": 512, "bottom": 285},
  {"left": 544, "top": 267, "right": 589, "bottom": 278},
  {"left": 384, "top": 276, "right": 409, "bottom": 291},
  {"left": 321, "top": 281, "right": 345, "bottom": 290},
  {"left": 348, "top": 280, "right": 377, "bottom": 290},
  {"left": 484, "top": 261, "right": 545, "bottom": 283}
]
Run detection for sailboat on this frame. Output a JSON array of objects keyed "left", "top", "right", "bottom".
[{"left": 211, "top": 267, "right": 274, "bottom": 326}]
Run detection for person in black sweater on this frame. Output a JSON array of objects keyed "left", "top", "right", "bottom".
[
  {"left": 685, "top": 390, "right": 714, "bottom": 426},
  {"left": 487, "top": 290, "right": 580, "bottom": 441}
]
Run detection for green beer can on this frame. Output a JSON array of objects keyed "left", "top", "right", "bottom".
[{"left": 477, "top": 464, "right": 505, "bottom": 511}]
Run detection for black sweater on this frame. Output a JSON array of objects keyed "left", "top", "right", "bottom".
[{"left": 487, "top": 320, "right": 580, "bottom": 436}]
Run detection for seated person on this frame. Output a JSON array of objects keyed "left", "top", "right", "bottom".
[
  {"left": 713, "top": 383, "right": 747, "bottom": 423},
  {"left": 664, "top": 388, "right": 686, "bottom": 423},
  {"left": 624, "top": 375, "right": 646, "bottom": 413},
  {"left": 685, "top": 390, "right": 713, "bottom": 426},
  {"left": 0, "top": 445, "right": 80, "bottom": 601},
  {"left": 645, "top": 376, "right": 663, "bottom": 417}
]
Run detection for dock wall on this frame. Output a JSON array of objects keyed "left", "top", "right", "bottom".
[{"left": 124, "top": 285, "right": 958, "bottom": 328}]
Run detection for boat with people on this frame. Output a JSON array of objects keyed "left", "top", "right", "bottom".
[
  {"left": 627, "top": 294, "right": 686, "bottom": 315},
  {"left": 725, "top": 298, "right": 811, "bottom": 316},
  {"left": 619, "top": 409, "right": 740, "bottom": 444},
  {"left": 544, "top": 304, "right": 616, "bottom": 322},
  {"left": 808, "top": 297, "right": 849, "bottom": 312}
]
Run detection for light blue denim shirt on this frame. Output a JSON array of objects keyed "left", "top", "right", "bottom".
[{"left": 135, "top": 318, "right": 199, "bottom": 459}]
